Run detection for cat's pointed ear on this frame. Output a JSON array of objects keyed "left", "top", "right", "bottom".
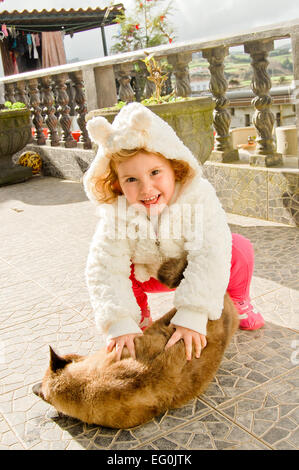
[{"left": 49, "top": 346, "right": 71, "bottom": 372}]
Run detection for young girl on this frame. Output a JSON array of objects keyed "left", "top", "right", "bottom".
[{"left": 84, "top": 103, "right": 264, "bottom": 362}]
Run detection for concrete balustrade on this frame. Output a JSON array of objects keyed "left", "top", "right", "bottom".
[{"left": 0, "top": 18, "right": 299, "bottom": 166}]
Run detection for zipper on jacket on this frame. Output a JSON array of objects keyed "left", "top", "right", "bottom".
[
  {"left": 155, "top": 239, "right": 163, "bottom": 263},
  {"left": 147, "top": 214, "right": 163, "bottom": 261}
]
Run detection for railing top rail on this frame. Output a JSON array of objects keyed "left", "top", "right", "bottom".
[{"left": 0, "top": 17, "right": 298, "bottom": 84}]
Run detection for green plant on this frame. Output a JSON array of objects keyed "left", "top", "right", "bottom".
[
  {"left": 141, "top": 52, "right": 168, "bottom": 101},
  {"left": 141, "top": 52, "right": 188, "bottom": 105},
  {"left": 110, "top": 0, "right": 176, "bottom": 53},
  {"left": 101, "top": 53, "right": 189, "bottom": 112},
  {"left": 3, "top": 101, "right": 26, "bottom": 110}
]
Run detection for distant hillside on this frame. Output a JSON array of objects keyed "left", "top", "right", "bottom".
[{"left": 190, "top": 42, "right": 293, "bottom": 89}]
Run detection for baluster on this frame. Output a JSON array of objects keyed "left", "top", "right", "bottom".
[
  {"left": 167, "top": 53, "right": 192, "bottom": 97},
  {"left": 40, "top": 76, "right": 60, "bottom": 146},
  {"left": 69, "top": 71, "right": 92, "bottom": 149},
  {"left": 28, "top": 78, "right": 46, "bottom": 145},
  {"left": 203, "top": 47, "right": 239, "bottom": 162},
  {"left": 54, "top": 73, "right": 77, "bottom": 148},
  {"left": 15, "top": 80, "right": 29, "bottom": 106},
  {"left": 163, "top": 71, "right": 173, "bottom": 96},
  {"left": 4, "top": 83, "right": 15, "bottom": 103},
  {"left": 14, "top": 83, "right": 21, "bottom": 103},
  {"left": 244, "top": 40, "right": 282, "bottom": 167},
  {"left": 67, "top": 80, "right": 76, "bottom": 117},
  {"left": 114, "top": 63, "right": 135, "bottom": 102},
  {"left": 130, "top": 67, "right": 143, "bottom": 102},
  {"left": 39, "top": 80, "right": 47, "bottom": 124}
]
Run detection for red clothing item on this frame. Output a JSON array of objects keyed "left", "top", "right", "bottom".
[{"left": 130, "top": 233, "right": 255, "bottom": 330}]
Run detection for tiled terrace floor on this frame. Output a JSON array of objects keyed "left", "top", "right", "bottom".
[{"left": 0, "top": 176, "right": 298, "bottom": 450}]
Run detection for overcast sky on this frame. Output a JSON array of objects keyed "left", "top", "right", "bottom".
[{"left": 0, "top": 0, "right": 298, "bottom": 64}]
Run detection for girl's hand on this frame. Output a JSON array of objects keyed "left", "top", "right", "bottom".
[
  {"left": 165, "top": 325, "right": 207, "bottom": 361},
  {"left": 106, "top": 333, "right": 142, "bottom": 361}
]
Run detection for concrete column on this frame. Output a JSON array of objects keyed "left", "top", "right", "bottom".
[
  {"left": 83, "top": 65, "right": 118, "bottom": 110},
  {"left": 94, "top": 65, "right": 118, "bottom": 108},
  {"left": 82, "top": 67, "right": 98, "bottom": 112}
]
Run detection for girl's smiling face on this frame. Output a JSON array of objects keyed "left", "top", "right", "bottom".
[{"left": 116, "top": 151, "right": 176, "bottom": 213}]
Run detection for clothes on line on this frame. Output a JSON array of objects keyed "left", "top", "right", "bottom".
[{"left": 0, "top": 26, "right": 66, "bottom": 75}]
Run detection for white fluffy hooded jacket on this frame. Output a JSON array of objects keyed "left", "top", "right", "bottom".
[{"left": 84, "top": 103, "right": 232, "bottom": 339}]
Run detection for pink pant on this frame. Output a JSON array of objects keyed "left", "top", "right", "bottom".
[{"left": 129, "top": 233, "right": 254, "bottom": 327}]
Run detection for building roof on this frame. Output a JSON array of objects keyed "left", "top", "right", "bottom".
[
  {"left": 226, "top": 85, "right": 294, "bottom": 107},
  {"left": 0, "top": 5, "right": 124, "bottom": 34},
  {"left": 198, "top": 85, "right": 294, "bottom": 106}
]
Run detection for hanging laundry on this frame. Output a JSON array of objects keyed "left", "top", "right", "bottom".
[
  {"left": 42, "top": 31, "right": 66, "bottom": 68},
  {"left": 1, "top": 24, "right": 8, "bottom": 37},
  {"left": 13, "top": 35, "right": 26, "bottom": 55},
  {"left": 33, "top": 33, "right": 40, "bottom": 47},
  {"left": 26, "top": 33, "right": 32, "bottom": 58},
  {"left": 8, "top": 26, "right": 17, "bottom": 38},
  {"left": 10, "top": 51, "right": 19, "bottom": 74},
  {"left": 31, "top": 34, "right": 39, "bottom": 59}
]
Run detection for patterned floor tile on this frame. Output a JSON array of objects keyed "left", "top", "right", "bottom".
[
  {"left": 0, "top": 259, "right": 31, "bottom": 290},
  {"left": 0, "top": 281, "right": 79, "bottom": 330},
  {"left": 250, "top": 276, "right": 287, "bottom": 300},
  {"left": 139, "top": 410, "right": 270, "bottom": 450},
  {"left": 0, "top": 413, "right": 25, "bottom": 450},
  {"left": 0, "top": 384, "right": 210, "bottom": 450},
  {"left": 229, "top": 224, "right": 299, "bottom": 289},
  {"left": 0, "top": 176, "right": 87, "bottom": 209},
  {"left": 0, "top": 388, "right": 83, "bottom": 449},
  {"left": 70, "top": 397, "right": 210, "bottom": 450},
  {"left": 0, "top": 308, "right": 104, "bottom": 396},
  {"left": 0, "top": 236, "right": 90, "bottom": 318},
  {"left": 219, "top": 368, "right": 299, "bottom": 449},
  {"left": 1, "top": 242, "right": 87, "bottom": 276},
  {"left": 201, "top": 323, "right": 299, "bottom": 407},
  {"left": 251, "top": 284, "right": 299, "bottom": 331},
  {"left": 0, "top": 213, "right": 63, "bottom": 261},
  {"left": 226, "top": 213, "right": 290, "bottom": 228},
  {"left": 0, "top": 177, "right": 298, "bottom": 449}
]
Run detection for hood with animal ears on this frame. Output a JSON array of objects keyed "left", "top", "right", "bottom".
[{"left": 83, "top": 102, "right": 202, "bottom": 205}]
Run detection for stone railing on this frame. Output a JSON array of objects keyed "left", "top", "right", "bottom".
[{"left": 1, "top": 17, "right": 299, "bottom": 166}]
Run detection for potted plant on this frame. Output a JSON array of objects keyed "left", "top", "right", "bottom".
[
  {"left": 86, "top": 54, "right": 215, "bottom": 164},
  {"left": 0, "top": 101, "right": 33, "bottom": 186},
  {"left": 110, "top": 0, "right": 176, "bottom": 53}
]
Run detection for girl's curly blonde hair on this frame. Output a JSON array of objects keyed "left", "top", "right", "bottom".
[{"left": 91, "top": 148, "right": 195, "bottom": 204}]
